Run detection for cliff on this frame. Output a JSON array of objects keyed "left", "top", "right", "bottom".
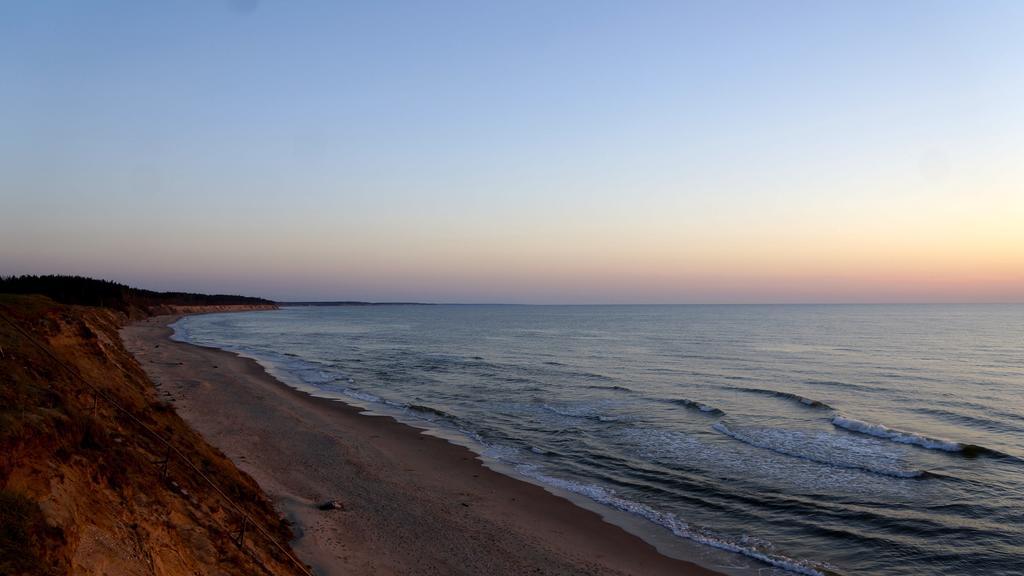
[
  {"left": 0, "top": 295, "right": 304, "bottom": 576},
  {"left": 143, "top": 303, "right": 279, "bottom": 316}
]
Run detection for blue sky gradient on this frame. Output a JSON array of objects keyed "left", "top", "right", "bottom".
[{"left": 3, "top": 1, "right": 1022, "bottom": 302}]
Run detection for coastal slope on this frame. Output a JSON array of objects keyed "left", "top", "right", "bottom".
[
  {"left": 0, "top": 295, "right": 304, "bottom": 576},
  {"left": 122, "top": 314, "right": 721, "bottom": 576}
]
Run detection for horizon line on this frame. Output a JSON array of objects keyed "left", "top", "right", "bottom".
[{"left": 275, "top": 300, "right": 1024, "bottom": 307}]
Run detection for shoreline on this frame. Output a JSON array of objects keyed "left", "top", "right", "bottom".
[{"left": 121, "top": 314, "right": 725, "bottom": 576}]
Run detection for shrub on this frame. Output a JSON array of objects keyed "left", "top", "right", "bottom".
[{"left": 0, "top": 490, "right": 54, "bottom": 575}]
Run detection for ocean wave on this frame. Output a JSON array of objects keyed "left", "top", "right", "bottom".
[
  {"left": 541, "top": 403, "right": 624, "bottom": 422},
  {"left": 498, "top": 375, "right": 540, "bottom": 385},
  {"left": 619, "top": 427, "right": 916, "bottom": 498},
  {"left": 168, "top": 318, "right": 194, "bottom": 343},
  {"left": 230, "top": 346, "right": 350, "bottom": 387},
  {"left": 515, "top": 465, "right": 835, "bottom": 576},
  {"left": 405, "top": 403, "right": 457, "bottom": 421},
  {"left": 713, "top": 422, "right": 926, "bottom": 479},
  {"left": 292, "top": 366, "right": 340, "bottom": 385},
  {"left": 585, "top": 384, "right": 635, "bottom": 393},
  {"left": 830, "top": 416, "right": 1008, "bottom": 459},
  {"left": 803, "top": 379, "right": 880, "bottom": 393},
  {"left": 481, "top": 443, "right": 523, "bottom": 462},
  {"left": 831, "top": 415, "right": 961, "bottom": 451},
  {"left": 411, "top": 353, "right": 500, "bottom": 374},
  {"left": 421, "top": 353, "right": 480, "bottom": 365},
  {"left": 571, "top": 371, "right": 615, "bottom": 382},
  {"left": 737, "top": 387, "right": 833, "bottom": 409},
  {"left": 911, "top": 407, "right": 1024, "bottom": 435},
  {"left": 667, "top": 398, "right": 725, "bottom": 416},
  {"left": 344, "top": 389, "right": 382, "bottom": 403}
]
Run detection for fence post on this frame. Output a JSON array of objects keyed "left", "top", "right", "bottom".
[
  {"left": 236, "top": 515, "right": 247, "bottom": 547},
  {"left": 160, "top": 444, "right": 171, "bottom": 479}
]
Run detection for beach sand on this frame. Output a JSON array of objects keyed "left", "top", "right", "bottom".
[{"left": 121, "top": 315, "right": 722, "bottom": 576}]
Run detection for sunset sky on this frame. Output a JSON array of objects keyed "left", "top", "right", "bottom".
[{"left": 3, "top": 1, "right": 1023, "bottom": 303}]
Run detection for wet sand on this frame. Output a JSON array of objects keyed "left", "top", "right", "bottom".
[{"left": 121, "top": 315, "right": 722, "bottom": 576}]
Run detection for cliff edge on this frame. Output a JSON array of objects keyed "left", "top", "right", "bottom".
[{"left": 0, "top": 294, "right": 303, "bottom": 576}]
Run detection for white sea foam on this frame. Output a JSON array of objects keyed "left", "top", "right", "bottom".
[
  {"left": 668, "top": 398, "right": 725, "bottom": 415},
  {"left": 168, "top": 318, "right": 193, "bottom": 343},
  {"left": 345, "top": 389, "right": 382, "bottom": 403},
  {"left": 619, "top": 427, "right": 915, "bottom": 498},
  {"left": 481, "top": 443, "right": 522, "bottom": 461},
  {"left": 713, "top": 422, "right": 925, "bottom": 478},
  {"left": 831, "top": 416, "right": 963, "bottom": 452},
  {"left": 294, "top": 368, "right": 337, "bottom": 385},
  {"left": 514, "top": 465, "right": 832, "bottom": 576}
]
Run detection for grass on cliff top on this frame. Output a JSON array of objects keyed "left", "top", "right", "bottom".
[
  {"left": 0, "top": 275, "right": 274, "bottom": 314},
  {"left": 0, "top": 293, "right": 55, "bottom": 317}
]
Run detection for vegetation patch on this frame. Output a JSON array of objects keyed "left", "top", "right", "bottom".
[{"left": 0, "top": 490, "right": 62, "bottom": 576}]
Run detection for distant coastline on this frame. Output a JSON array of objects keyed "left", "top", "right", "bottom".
[{"left": 279, "top": 300, "right": 435, "bottom": 307}]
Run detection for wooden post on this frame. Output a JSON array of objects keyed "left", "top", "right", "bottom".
[
  {"left": 236, "top": 515, "right": 247, "bottom": 547},
  {"left": 160, "top": 445, "right": 171, "bottom": 479}
]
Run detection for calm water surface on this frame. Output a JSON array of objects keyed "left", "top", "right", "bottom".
[{"left": 172, "top": 305, "right": 1024, "bottom": 575}]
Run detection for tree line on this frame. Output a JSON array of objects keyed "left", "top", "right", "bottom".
[{"left": 0, "top": 275, "right": 274, "bottom": 312}]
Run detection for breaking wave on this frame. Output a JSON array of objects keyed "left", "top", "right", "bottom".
[
  {"left": 515, "top": 465, "right": 835, "bottom": 576},
  {"left": 831, "top": 416, "right": 1007, "bottom": 458},
  {"left": 344, "top": 389, "right": 382, "bottom": 403},
  {"left": 737, "top": 388, "right": 833, "bottom": 409},
  {"left": 667, "top": 398, "right": 725, "bottom": 416},
  {"left": 713, "top": 422, "right": 927, "bottom": 479}
]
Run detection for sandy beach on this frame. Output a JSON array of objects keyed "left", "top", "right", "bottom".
[{"left": 120, "top": 315, "right": 721, "bottom": 576}]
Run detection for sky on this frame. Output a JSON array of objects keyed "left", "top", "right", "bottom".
[{"left": 2, "top": 0, "right": 1023, "bottom": 303}]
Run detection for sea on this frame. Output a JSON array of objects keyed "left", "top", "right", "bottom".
[{"left": 171, "top": 304, "right": 1024, "bottom": 575}]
